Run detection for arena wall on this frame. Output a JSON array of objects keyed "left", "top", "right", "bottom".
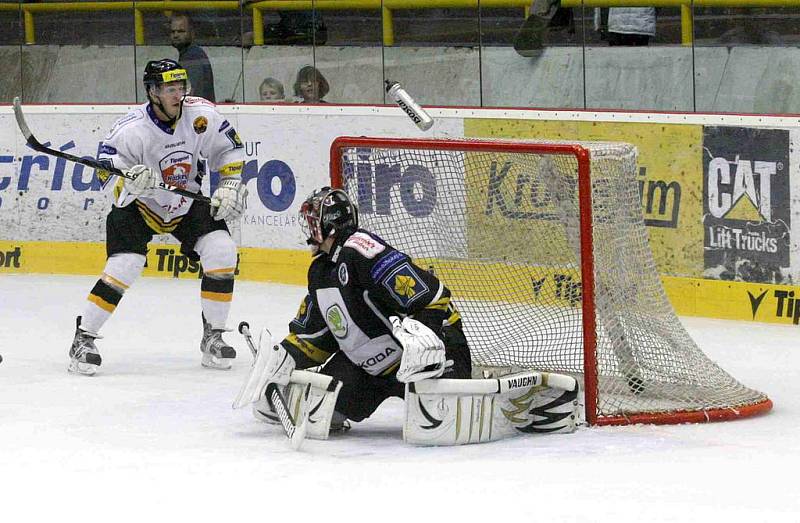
[
  {"left": 0, "top": 104, "right": 798, "bottom": 325},
  {"left": 2, "top": 45, "right": 800, "bottom": 113}
]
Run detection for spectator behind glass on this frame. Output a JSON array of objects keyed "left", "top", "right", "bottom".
[
  {"left": 595, "top": 8, "right": 655, "bottom": 46},
  {"left": 260, "top": 78, "right": 286, "bottom": 102},
  {"left": 293, "top": 66, "right": 329, "bottom": 104},
  {"left": 170, "top": 12, "right": 216, "bottom": 102},
  {"left": 264, "top": 12, "right": 328, "bottom": 45}
]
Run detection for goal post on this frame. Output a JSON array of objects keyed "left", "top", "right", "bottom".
[{"left": 329, "top": 136, "right": 772, "bottom": 426}]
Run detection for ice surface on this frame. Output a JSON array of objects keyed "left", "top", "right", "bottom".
[{"left": 0, "top": 274, "right": 797, "bottom": 523}]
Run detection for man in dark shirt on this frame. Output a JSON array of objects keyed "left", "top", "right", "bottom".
[{"left": 170, "top": 13, "right": 216, "bottom": 102}]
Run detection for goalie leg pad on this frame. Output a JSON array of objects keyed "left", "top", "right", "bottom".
[
  {"left": 250, "top": 370, "right": 343, "bottom": 440},
  {"left": 403, "top": 370, "right": 580, "bottom": 446},
  {"left": 287, "top": 371, "right": 343, "bottom": 440}
]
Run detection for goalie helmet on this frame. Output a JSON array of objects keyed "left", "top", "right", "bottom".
[{"left": 299, "top": 187, "right": 358, "bottom": 246}]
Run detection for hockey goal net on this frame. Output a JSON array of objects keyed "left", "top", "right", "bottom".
[{"left": 329, "top": 136, "right": 772, "bottom": 426}]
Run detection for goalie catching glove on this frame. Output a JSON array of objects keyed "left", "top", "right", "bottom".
[
  {"left": 123, "top": 164, "right": 157, "bottom": 196},
  {"left": 211, "top": 178, "right": 248, "bottom": 221},
  {"left": 391, "top": 316, "right": 451, "bottom": 383}
]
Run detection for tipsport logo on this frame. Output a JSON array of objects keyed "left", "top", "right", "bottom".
[
  {"left": 0, "top": 246, "right": 22, "bottom": 269},
  {"left": 152, "top": 247, "right": 240, "bottom": 278},
  {"left": 747, "top": 288, "right": 800, "bottom": 325},
  {"left": 0, "top": 141, "right": 104, "bottom": 211}
]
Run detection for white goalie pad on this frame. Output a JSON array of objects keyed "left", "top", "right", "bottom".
[
  {"left": 233, "top": 327, "right": 276, "bottom": 409},
  {"left": 403, "top": 370, "right": 580, "bottom": 446},
  {"left": 286, "top": 371, "right": 342, "bottom": 440},
  {"left": 250, "top": 370, "right": 342, "bottom": 441}
]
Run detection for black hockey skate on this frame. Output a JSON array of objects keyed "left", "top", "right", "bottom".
[
  {"left": 200, "top": 315, "right": 236, "bottom": 370},
  {"left": 69, "top": 316, "right": 102, "bottom": 376}
]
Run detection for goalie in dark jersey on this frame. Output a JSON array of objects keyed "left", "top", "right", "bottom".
[{"left": 249, "top": 186, "right": 473, "bottom": 431}]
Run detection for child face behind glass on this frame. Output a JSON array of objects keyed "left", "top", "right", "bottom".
[{"left": 260, "top": 86, "right": 284, "bottom": 102}]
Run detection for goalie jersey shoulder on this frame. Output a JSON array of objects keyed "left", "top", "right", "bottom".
[{"left": 343, "top": 231, "right": 386, "bottom": 260}]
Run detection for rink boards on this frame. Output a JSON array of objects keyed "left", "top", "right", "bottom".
[{"left": 0, "top": 104, "right": 799, "bottom": 326}]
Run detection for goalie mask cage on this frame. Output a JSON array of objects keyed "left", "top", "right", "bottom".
[{"left": 329, "top": 136, "right": 772, "bottom": 426}]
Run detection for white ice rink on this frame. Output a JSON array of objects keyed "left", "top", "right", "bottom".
[{"left": 1, "top": 274, "right": 798, "bottom": 523}]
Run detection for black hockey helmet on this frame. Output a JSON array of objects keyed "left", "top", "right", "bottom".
[
  {"left": 143, "top": 59, "right": 189, "bottom": 91},
  {"left": 299, "top": 187, "right": 358, "bottom": 245}
]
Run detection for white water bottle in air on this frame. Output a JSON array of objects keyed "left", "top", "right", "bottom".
[{"left": 385, "top": 80, "right": 434, "bottom": 132}]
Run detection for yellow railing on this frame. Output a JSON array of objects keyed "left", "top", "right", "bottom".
[{"left": 0, "top": 0, "right": 797, "bottom": 46}]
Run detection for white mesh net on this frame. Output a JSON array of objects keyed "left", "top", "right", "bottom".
[{"left": 333, "top": 137, "right": 770, "bottom": 425}]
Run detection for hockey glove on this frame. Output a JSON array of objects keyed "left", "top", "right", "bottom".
[
  {"left": 211, "top": 178, "right": 248, "bottom": 221},
  {"left": 391, "top": 316, "right": 450, "bottom": 383},
  {"left": 123, "top": 164, "right": 157, "bottom": 196}
]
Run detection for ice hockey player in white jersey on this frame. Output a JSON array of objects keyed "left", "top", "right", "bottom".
[{"left": 67, "top": 59, "right": 248, "bottom": 375}]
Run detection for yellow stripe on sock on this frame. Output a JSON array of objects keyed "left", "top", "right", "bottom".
[
  {"left": 201, "top": 291, "right": 233, "bottom": 302},
  {"left": 204, "top": 267, "right": 236, "bottom": 275},
  {"left": 102, "top": 273, "right": 130, "bottom": 290},
  {"left": 88, "top": 293, "right": 116, "bottom": 313}
]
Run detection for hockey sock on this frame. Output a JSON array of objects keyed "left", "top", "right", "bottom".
[
  {"left": 195, "top": 230, "right": 238, "bottom": 330},
  {"left": 80, "top": 253, "right": 145, "bottom": 334},
  {"left": 201, "top": 272, "right": 234, "bottom": 329}
]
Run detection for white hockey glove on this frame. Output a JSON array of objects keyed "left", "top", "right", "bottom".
[
  {"left": 391, "top": 316, "right": 449, "bottom": 383},
  {"left": 210, "top": 178, "right": 248, "bottom": 221},
  {"left": 123, "top": 164, "right": 157, "bottom": 196}
]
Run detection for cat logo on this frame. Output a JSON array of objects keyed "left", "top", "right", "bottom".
[{"left": 193, "top": 116, "right": 208, "bottom": 134}]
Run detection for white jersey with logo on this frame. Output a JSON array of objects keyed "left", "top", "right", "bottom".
[{"left": 97, "top": 96, "right": 244, "bottom": 232}]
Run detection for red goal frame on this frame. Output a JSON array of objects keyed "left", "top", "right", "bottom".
[{"left": 330, "top": 136, "right": 773, "bottom": 426}]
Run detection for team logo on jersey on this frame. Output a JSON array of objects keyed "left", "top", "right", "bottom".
[
  {"left": 325, "top": 304, "right": 348, "bottom": 338},
  {"left": 193, "top": 116, "right": 208, "bottom": 134},
  {"left": 338, "top": 263, "right": 349, "bottom": 286},
  {"left": 382, "top": 263, "right": 429, "bottom": 307},
  {"left": 159, "top": 150, "right": 193, "bottom": 188}
]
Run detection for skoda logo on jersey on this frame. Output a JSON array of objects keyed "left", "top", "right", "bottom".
[
  {"left": 325, "top": 304, "right": 348, "bottom": 338},
  {"left": 159, "top": 150, "right": 193, "bottom": 188},
  {"left": 193, "top": 116, "right": 208, "bottom": 134},
  {"left": 338, "top": 263, "right": 349, "bottom": 286}
]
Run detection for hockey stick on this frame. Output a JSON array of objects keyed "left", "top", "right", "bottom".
[
  {"left": 238, "top": 321, "right": 308, "bottom": 450},
  {"left": 11, "top": 97, "right": 211, "bottom": 204}
]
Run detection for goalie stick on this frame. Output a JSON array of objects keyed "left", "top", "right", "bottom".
[
  {"left": 237, "top": 321, "right": 308, "bottom": 450},
  {"left": 12, "top": 97, "right": 211, "bottom": 204}
]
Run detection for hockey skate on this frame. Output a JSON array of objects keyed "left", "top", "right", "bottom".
[
  {"left": 200, "top": 315, "right": 236, "bottom": 370},
  {"left": 68, "top": 316, "right": 102, "bottom": 376}
]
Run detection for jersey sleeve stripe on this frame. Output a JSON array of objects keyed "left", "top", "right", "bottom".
[{"left": 284, "top": 333, "right": 332, "bottom": 364}]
